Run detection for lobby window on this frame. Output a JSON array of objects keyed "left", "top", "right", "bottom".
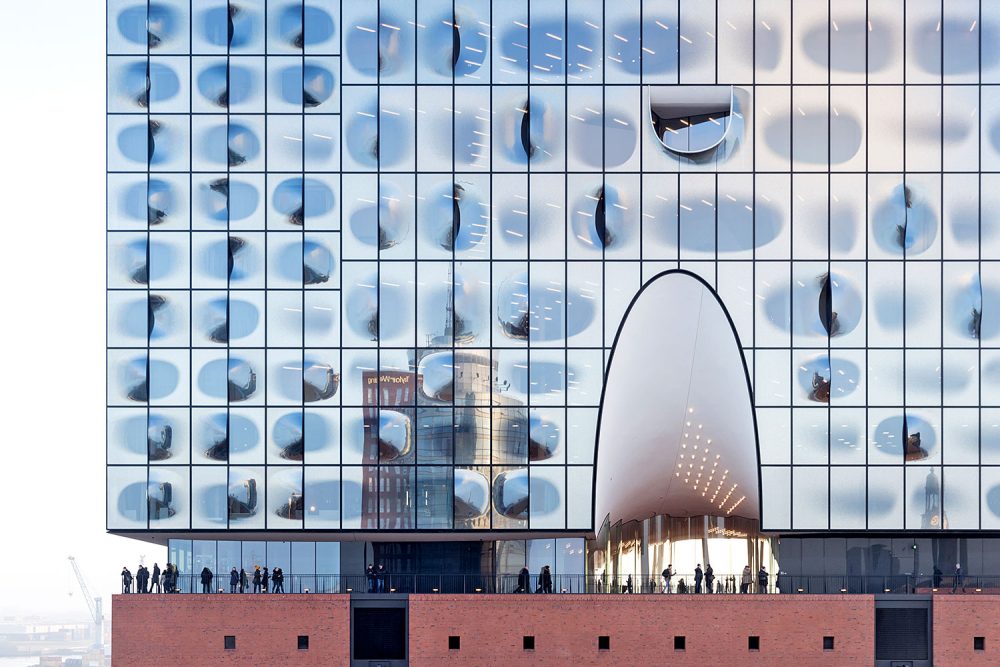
[
  {"left": 674, "top": 636, "right": 686, "bottom": 651},
  {"left": 975, "top": 637, "right": 985, "bottom": 652},
  {"left": 224, "top": 636, "right": 236, "bottom": 650},
  {"left": 823, "top": 636, "right": 835, "bottom": 651},
  {"left": 449, "top": 636, "right": 461, "bottom": 651},
  {"left": 598, "top": 636, "right": 610, "bottom": 651},
  {"left": 523, "top": 636, "right": 535, "bottom": 651},
  {"left": 748, "top": 636, "right": 760, "bottom": 651},
  {"left": 298, "top": 635, "right": 309, "bottom": 650}
]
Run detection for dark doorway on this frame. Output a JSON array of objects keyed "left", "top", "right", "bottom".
[
  {"left": 874, "top": 598, "right": 932, "bottom": 667},
  {"left": 354, "top": 607, "right": 406, "bottom": 661}
]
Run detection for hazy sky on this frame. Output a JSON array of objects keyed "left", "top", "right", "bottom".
[{"left": 0, "top": 0, "right": 166, "bottom": 619}]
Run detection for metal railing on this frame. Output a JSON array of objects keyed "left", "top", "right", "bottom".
[{"left": 122, "top": 573, "right": 1000, "bottom": 595}]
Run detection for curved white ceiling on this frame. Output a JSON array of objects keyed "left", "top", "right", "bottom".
[{"left": 594, "top": 271, "right": 759, "bottom": 527}]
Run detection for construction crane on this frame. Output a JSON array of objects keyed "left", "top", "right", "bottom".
[{"left": 68, "top": 556, "right": 104, "bottom": 649}]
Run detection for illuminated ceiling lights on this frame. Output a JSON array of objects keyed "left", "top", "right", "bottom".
[{"left": 673, "top": 407, "right": 739, "bottom": 514}]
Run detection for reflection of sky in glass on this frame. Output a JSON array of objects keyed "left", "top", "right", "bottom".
[{"left": 106, "top": 0, "right": 1000, "bottom": 536}]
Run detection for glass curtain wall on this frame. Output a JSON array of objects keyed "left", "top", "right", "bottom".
[{"left": 109, "top": 0, "right": 1000, "bottom": 536}]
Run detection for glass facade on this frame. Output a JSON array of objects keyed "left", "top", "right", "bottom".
[{"left": 109, "top": 0, "right": 1000, "bottom": 537}]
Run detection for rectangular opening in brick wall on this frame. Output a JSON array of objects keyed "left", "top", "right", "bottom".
[
  {"left": 748, "top": 636, "right": 760, "bottom": 651},
  {"left": 823, "top": 636, "right": 835, "bottom": 651},
  {"left": 975, "top": 636, "right": 986, "bottom": 652},
  {"left": 598, "top": 636, "right": 610, "bottom": 651},
  {"left": 674, "top": 636, "right": 685, "bottom": 651},
  {"left": 449, "top": 636, "right": 460, "bottom": 651},
  {"left": 297, "top": 635, "right": 309, "bottom": 650},
  {"left": 353, "top": 608, "right": 406, "bottom": 661},
  {"left": 875, "top": 608, "right": 929, "bottom": 661},
  {"left": 224, "top": 636, "right": 235, "bottom": 650},
  {"left": 523, "top": 636, "right": 535, "bottom": 651}
]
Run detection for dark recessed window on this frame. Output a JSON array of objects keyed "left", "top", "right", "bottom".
[
  {"left": 748, "top": 636, "right": 760, "bottom": 651},
  {"left": 823, "top": 636, "right": 835, "bottom": 651},
  {"left": 975, "top": 636, "right": 985, "bottom": 652},
  {"left": 523, "top": 636, "right": 535, "bottom": 651},
  {"left": 674, "top": 636, "right": 686, "bottom": 651},
  {"left": 598, "top": 636, "right": 610, "bottom": 651},
  {"left": 224, "top": 635, "right": 236, "bottom": 650},
  {"left": 449, "top": 636, "right": 461, "bottom": 651},
  {"left": 297, "top": 635, "right": 309, "bottom": 650}
]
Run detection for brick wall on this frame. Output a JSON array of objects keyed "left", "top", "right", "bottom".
[
  {"left": 112, "top": 594, "right": 350, "bottom": 667},
  {"left": 408, "top": 594, "right": 874, "bottom": 666},
  {"left": 118, "top": 592, "right": 1000, "bottom": 665},
  {"left": 933, "top": 596, "right": 1000, "bottom": 665}
]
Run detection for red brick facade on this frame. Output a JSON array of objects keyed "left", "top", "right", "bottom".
[
  {"left": 112, "top": 592, "right": 1000, "bottom": 665},
  {"left": 933, "top": 596, "right": 1000, "bottom": 665},
  {"left": 408, "top": 594, "right": 873, "bottom": 665},
  {"left": 112, "top": 594, "right": 350, "bottom": 666}
]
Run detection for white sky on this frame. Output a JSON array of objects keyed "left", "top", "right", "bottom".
[{"left": 0, "top": 0, "right": 166, "bottom": 619}]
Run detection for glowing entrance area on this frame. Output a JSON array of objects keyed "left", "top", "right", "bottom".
[
  {"left": 590, "top": 271, "right": 767, "bottom": 590},
  {"left": 589, "top": 515, "right": 775, "bottom": 593}
]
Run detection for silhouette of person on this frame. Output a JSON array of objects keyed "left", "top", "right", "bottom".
[
  {"left": 200, "top": 567, "right": 213, "bottom": 594},
  {"left": 121, "top": 567, "right": 132, "bottom": 594}
]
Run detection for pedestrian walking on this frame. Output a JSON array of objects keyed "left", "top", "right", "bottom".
[
  {"left": 150, "top": 563, "right": 161, "bottom": 593},
  {"left": 741, "top": 565, "right": 752, "bottom": 594},
  {"left": 239, "top": 567, "right": 247, "bottom": 594},
  {"left": 516, "top": 566, "right": 530, "bottom": 593},
  {"left": 694, "top": 564, "right": 703, "bottom": 594},
  {"left": 952, "top": 563, "right": 966, "bottom": 593},
  {"left": 662, "top": 564, "right": 673, "bottom": 593},
  {"left": 541, "top": 565, "right": 553, "bottom": 594},
  {"left": 273, "top": 567, "right": 285, "bottom": 593},
  {"left": 229, "top": 567, "right": 239, "bottom": 593},
  {"left": 261, "top": 567, "right": 269, "bottom": 593},
  {"left": 252, "top": 566, "right": 262, "bottom": 593}
]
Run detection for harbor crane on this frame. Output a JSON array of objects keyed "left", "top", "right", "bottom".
[{"left": 67, "top": 556, "right": 104, "bottom": 649}]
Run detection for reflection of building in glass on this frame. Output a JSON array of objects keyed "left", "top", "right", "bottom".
[
  {"left": 106, "top": 0, "right": 1000, "bottom": 595},
  {"left": 361, "top": 370, "right": 416, "bottom": 530},
  {"left": 921, "top": 470, "right": 946, "bottom": 530}
]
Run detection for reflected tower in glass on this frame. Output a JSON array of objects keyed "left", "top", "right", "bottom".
[{"left": 108, "top": 0, "right": 1000, "bottom": 561}]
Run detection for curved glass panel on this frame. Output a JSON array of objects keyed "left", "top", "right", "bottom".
[{"left": 648, "top": 85, "right": 734, "bottom": 155}]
